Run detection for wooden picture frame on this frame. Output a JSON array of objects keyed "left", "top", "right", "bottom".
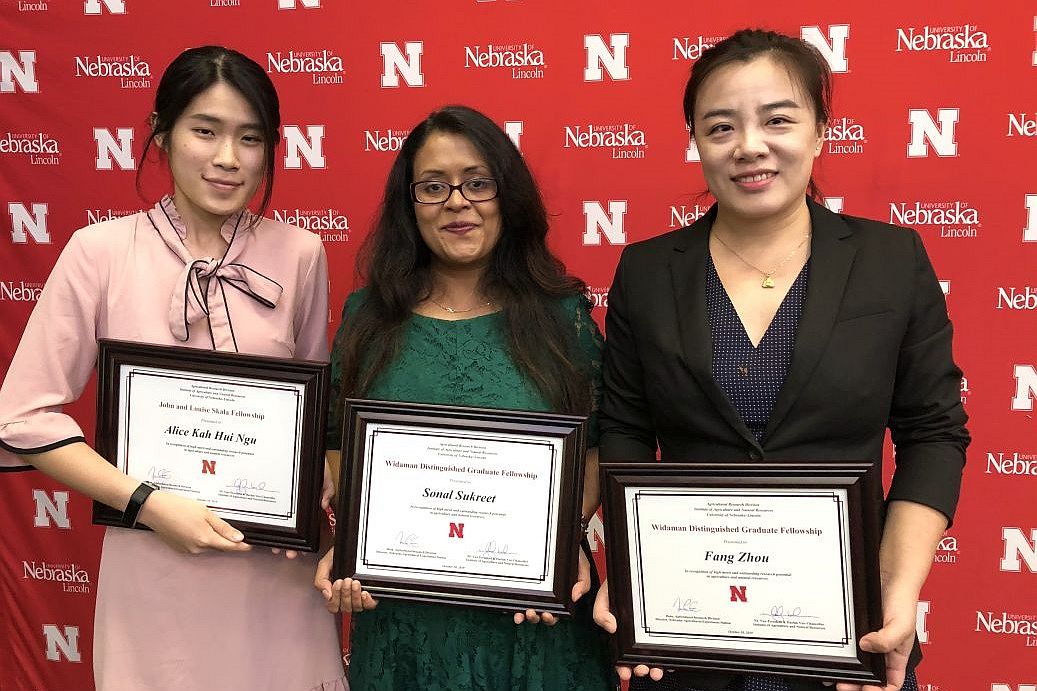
[
  {"left": 333, "top": 399, "right": 587, "bottom": 614},
  {"left": 600, "top": 462, "right": 885, "bottom": 684},
  {"left": 93, "top": 338, "right": 329, "bottom": 551}
]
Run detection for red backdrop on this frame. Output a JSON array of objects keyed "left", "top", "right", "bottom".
[{"left": 2, "top": 1, "right": 1035, "bottom": 689}]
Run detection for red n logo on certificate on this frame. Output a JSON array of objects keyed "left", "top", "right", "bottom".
[
  {"left": 448, "top": 522, "right": 464, "bottom": 538},
  {"left": 201, "top": 459, "right": 217, "bottom": 475},
  {"left": 729, "top": 585, "right": 747, "bottom": 602}
]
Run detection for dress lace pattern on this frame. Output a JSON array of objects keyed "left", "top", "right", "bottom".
[{"left": 328, "top": 291, "right": 613, "bottom": 691}]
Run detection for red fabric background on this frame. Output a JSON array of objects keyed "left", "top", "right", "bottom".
[{"left": 2, "top": 1, "right": 1035, "bottom": 689}]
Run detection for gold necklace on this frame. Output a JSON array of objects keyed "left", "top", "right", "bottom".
[
  {"left": 713, "top": 232, "right": 811, "bottom": 288},
  {"left": 429, "top": 297, "right": 493, "bottom": 314}
]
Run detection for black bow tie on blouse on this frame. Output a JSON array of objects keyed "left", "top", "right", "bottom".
[{"left": 148, "top": 197, "right": 283, "bottom": 352}]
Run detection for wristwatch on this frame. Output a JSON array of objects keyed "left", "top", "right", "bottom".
[{"left": 122, "top": 481, "right": 160, "bottom": 528}]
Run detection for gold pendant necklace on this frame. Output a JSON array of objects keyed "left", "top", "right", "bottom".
[{"left": 713, "top": 232, "right": 810, "bottom": 289}]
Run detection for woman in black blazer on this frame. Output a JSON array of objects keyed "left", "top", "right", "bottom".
[{"left": 592, "top": 29, "right": 968, "bottom": 691}]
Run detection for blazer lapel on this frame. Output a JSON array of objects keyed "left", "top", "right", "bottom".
[
  {"left": 670, "top": 207, "right": 761, "bottom": 450},
  {"left": 764, "top": 199, "right": 858, "bottom": 439}
]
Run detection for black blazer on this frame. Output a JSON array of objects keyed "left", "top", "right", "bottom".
[{"left": 598, "top": 199, "right": 969, "bottom": 690}]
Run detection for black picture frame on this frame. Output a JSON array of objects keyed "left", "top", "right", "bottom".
[
  {"left": 93, "top": 338, "right": 329, "bottom": 551},
  {"left": 333, "top": 398, "right": 587, "bottom": 614},
  {"left": 600, "top": 462, "right": 885, "bottom": 684}
]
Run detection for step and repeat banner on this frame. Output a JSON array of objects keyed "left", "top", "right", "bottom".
[{"left": 2, "top": 1, "right": 1035, "bottom": 689}]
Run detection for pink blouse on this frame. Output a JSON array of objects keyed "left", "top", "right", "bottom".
[
  {"left": 0, "top": 198, "right": 346, "bottom": 691},
  {"left": 0, "top": 196, "right": 330, "bottom": 463}
]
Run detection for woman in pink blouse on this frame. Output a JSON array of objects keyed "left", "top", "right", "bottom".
[{"left": 0, "top": 47, "right": 346, "bottom": 690}]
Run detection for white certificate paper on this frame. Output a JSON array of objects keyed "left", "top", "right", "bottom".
[
  {"left": 351, "top": 422, "right": 563, "bottom": 593},
  {"left": 626, "top": 487, "right": 857, "bottom": 659},
  {"left": 117, "top": 365, "right": 306, "bottom": 528}
]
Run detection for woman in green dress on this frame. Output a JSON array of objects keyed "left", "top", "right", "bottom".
[{"left": 314, "top": 105, "right": 615, "bottom": 691}]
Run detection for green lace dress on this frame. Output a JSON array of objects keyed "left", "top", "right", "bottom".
[{"left": 327, "top": 290, "right": 615, "bottom": 691}]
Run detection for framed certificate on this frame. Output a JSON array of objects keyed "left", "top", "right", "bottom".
[
  {"left": 92, "top": 339, "right": 329, "bottom": 551},
  {"left": 600, "top": 462, "right": 885, "bottom": 684},
  {"left": 332, "top": 399, "right": 587, "bottom": 614}
]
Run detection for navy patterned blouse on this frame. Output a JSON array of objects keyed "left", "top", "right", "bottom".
[{"left": 706, "top": 254, "right": 809, "bottom": 442}]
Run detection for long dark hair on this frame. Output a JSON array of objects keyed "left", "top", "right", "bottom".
[
  {"left": 336, "top": 105, "right": 592, "bottom": 414},
  {"left": 683, "top": 29, "right": 832, "bottom": 199},
  {"left": 137, "top": 45, "right": 281, "bottom": 217}
]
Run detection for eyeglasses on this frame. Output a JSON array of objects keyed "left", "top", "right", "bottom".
[{"left": 411, "top": 177, "right": 499, "bottom": 204}]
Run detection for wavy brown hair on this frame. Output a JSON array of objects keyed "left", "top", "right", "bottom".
[{"left": 335, "top": 105, "right": 592, "bottom": 415}]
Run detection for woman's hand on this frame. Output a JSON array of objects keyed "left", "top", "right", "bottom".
[
  {"left": 831, "top": 500, "right": 947, "bottom": 691},
  {"left": 834, "top": 588, "right": 918, "bottom": 691},
  {"left": 314, "top": 547, "right": 379, "bottom": 613},
  {"left": 321, "top": 456, "right": 335, "bottom": 511},
  {"left": 19, "top": 443, "right": 249, "bottom": 555},
  {"left": 592, "top": 578, "right": 666, "bottom": 681},
  {"left": 513, "top": 547, "right": 593, "bottom": 626},
  {"left": 137, "top": 490, "right": 251, "bottom": 554}
]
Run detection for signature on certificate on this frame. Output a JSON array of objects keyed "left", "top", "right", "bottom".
[
  {"left": 672, "top": 597, "right": 699, "bottom": 613},
  {"left": 147, "top": 466, "right": 172, "bottom": 482},
  {"left": 764, "top": 604, "right": 810, "bottom": 620},
  {"left": 230, "top": 477, "right": 269, "bottom": 492},
  {"left": 475, "top": 540, "right": 512, "bottom": 556},
  {"left": 395, "top": 531, "right": 420, "bottom": 546}
]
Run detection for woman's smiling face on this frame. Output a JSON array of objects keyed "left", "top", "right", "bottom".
[
  {"left": 412, "top": 131, "right": 502, "bottom": 271},
  {"left": 692, "top": 55, "right": 824, "bottom": 223}
]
